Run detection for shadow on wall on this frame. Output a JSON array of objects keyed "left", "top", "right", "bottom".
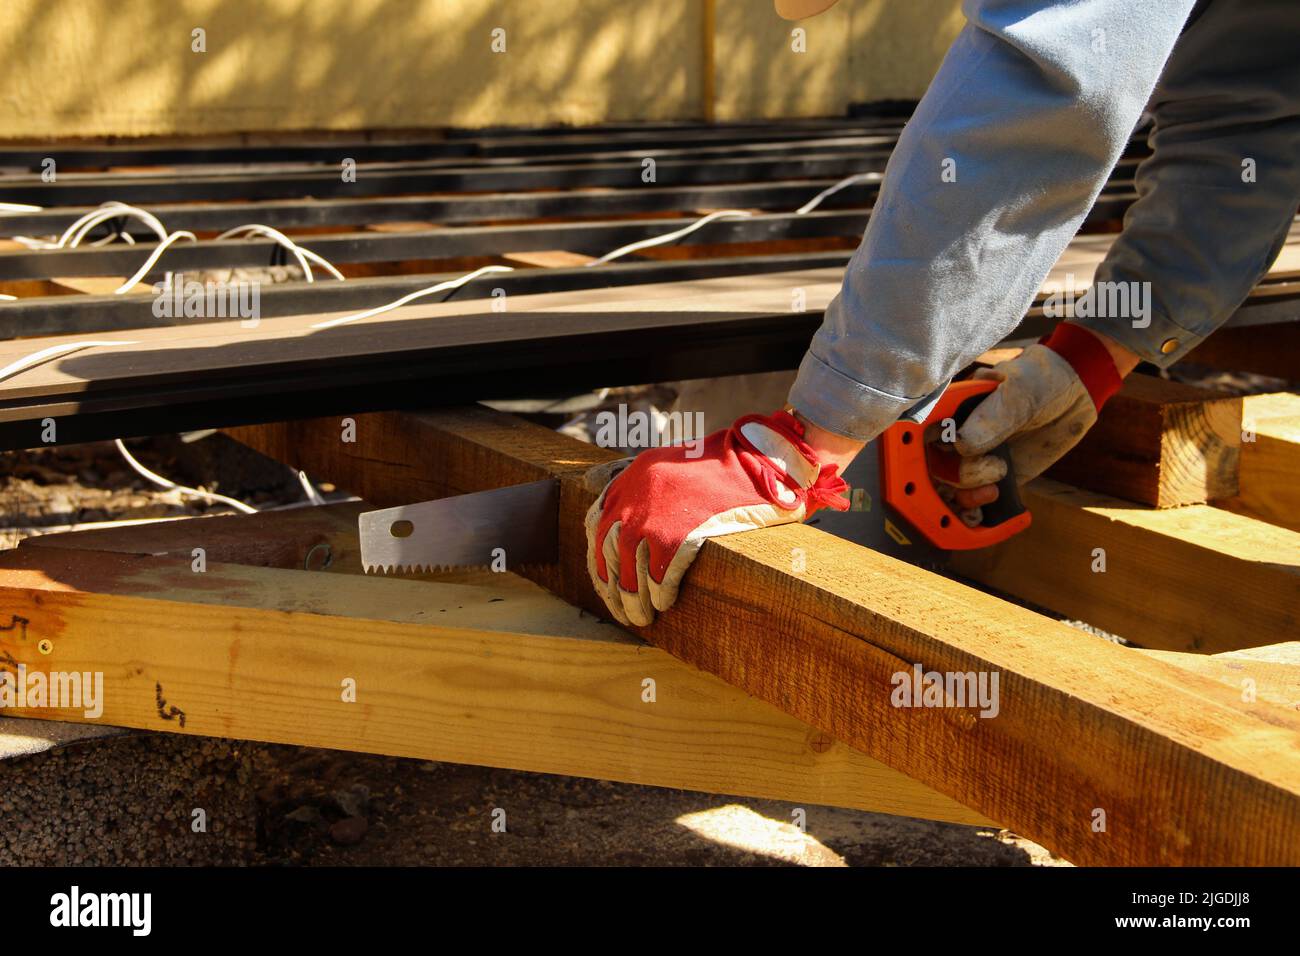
[
  {"left": 0, "top": 0, "right": 704, "bottom": 138},
  {"left": 0, "top": 0, "right": 963, "bottom": 139},
  {"left": 712, "top": 0, "right": 964, "bottom": 121}
]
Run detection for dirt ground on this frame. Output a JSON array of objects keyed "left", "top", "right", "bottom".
[{"left": 252, "top": 745, "right": 1058, "bottom": 866}]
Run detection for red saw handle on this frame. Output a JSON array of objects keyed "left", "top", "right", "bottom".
[{"left": 879, "top": 378, "right": 1032, "bottom": 550}]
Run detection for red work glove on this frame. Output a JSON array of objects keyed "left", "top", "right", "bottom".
[{"left": 584, "top": 410, "right": 850, "bottom": 626}]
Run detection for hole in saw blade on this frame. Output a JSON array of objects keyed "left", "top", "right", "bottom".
[{"left": 389, "top": 519, "right": 415, "bottom": 538}]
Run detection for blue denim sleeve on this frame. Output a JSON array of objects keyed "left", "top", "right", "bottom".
[
  {"left": 789, "top": 0, "right": 1198, "bottom": 441},
  {"left": 1071, "top": 0, "right": 1300, "bottom": 366}
]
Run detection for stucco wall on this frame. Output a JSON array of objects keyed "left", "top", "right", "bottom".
[{"left": 0, "top": 0, "right": 963, "bottom": 140}]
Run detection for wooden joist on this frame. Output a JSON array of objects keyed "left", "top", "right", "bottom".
[
  {"left": 1139, "top": 643, "right": 1300, "bottom": 711},
  {"left": 1216, "top": 393, "right": 1300, "bottom": 533},
  {"left": 951, "top": 478, "right": 1300, "bottom": 653},
  {"left": 1186, "top": 316, "right": 1300, "bottom": 381},
  {"left": 0, "top": 505, "right": 986, "bottom": 826},
  {"left": 0, "top": 266, "right": 843, "bottom": 449},
  {"left": 229, "top": 407, "right": 1300, "bottom": 865},
  {"left": 1049, "top": 374, "right": 1240, "bottom": 508},
  {"left": 975, "top": 354, "right": 1242, "bottom": 507},
  {"left": 2, "top": 220, "right": 1293, "bottom": 451},
  {"left": 500, "top": 250, "right": 597, "bottom": 269}
]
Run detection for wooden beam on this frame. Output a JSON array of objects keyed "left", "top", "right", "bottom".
[
  {"left": 49, "top": 276, "right": 143, "bottom": 296},
  {"left": 364, "top": 221, "right": 442, "bottom": 233},
  {"left": 1138, "top": 643, "right": 1300, "bottom": 711},
  {"left": 0, "top": 264, "right": 845, "bottom": 449},
  {"left": 1184, "top": 320, "right": 1300, "bottom": 381},
  {"left": 1052, "top": 374, "right": 1240, "bottom": 507},
  {"left": 500, "top": 250, "right": 596, "bottom": 269},
  {"left": 1215, "top": 393, "right": 1300, "bottom": 533},
  {"left": 0, "top": 520, "right": 987, "bottom": 827},
  {"left": 229, "top": 407, "right": 1300, "bottom": 865},
  {"left": 951, "top": 478, "right": 1300, "bottom": 653},
  {"left": 973, "top": 355, "right": 1242, "bottom": 508}
]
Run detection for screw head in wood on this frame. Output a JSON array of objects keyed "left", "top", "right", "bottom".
[{"left": 37, "top": 638, "right": 53, "bottom": 655}]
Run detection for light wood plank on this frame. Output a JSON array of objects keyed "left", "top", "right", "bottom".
[
  {"left": 1216, "top": 393, "right": 1300, "bottom": 533},
  {"left": 500, "top": 250, "right": 596, "bottom": 268},
  {"left": 0, "top": 542, "right": 988, "bottom": 826},
  {"left": 951, "top": 478, "right": 1300, "bottom": 653},
  {"left": 1139, "top": 644, "right": 1300, "bottom": 711}
]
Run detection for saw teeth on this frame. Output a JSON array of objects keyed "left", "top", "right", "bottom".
[{"left": 363, "top": 562, "right": 493, "bottom": 575}]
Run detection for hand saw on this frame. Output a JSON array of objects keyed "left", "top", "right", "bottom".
[
  {"left": 810, "top": 377, "right": 1031, "bottom": 567},
  {"left": 358, "top": 379, "right": 1030, "bottom": 575},
  {"left": 359, "top": 478, "right": 560, "bottom": 574}
]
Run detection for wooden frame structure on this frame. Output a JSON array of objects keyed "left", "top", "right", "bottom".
[{"left": 1, "top": 114, "right": 1297, "bottom": 866}]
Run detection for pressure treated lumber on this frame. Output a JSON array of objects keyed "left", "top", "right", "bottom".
[
  {"left": 0, "top": 267, "right": 847, "bottom": 402},
  {"left": 1215, "top": 393, "right": 1300, "bottom": 533},
  {"left": 974, "top": 354, "right": 1242, "bottom": 507},
  {"left": 0, "top": 177, "right": 885, "bottom": 238},
  {"left": 0, "top": 179, "right": 1128, "bottom": 241},
  {"left": 230, "top": 407, "right": 1300, "bottom": 865},
  {"left": 951, "top": 478, "right": 1300, "bottom": 653},
  {"left": 0, "top": 519, "right": 986, "bottom": 827},
  {"left": 0, "top": 250, "right": 849, "bottom": 344}
]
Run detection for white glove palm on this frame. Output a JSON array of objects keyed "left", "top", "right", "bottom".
[{"left": 954, "top": 343, "right": 1098, "bottom": 484}]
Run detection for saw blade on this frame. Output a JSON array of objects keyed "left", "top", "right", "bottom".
[{"left": 359, "top": 478, "right": 560, "bottom": 574}]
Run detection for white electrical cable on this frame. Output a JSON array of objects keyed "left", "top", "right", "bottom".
[
  {"left": 59, "top": 201, "right": 169, "bottom": 248},
  {"left": 577, "top": 170, "right": 878, "bottom": 266},
  {"left": 0, "top": 294, "right": 15, "bottom": 301},
  {"left": 794, "top": 171, "right": 881, "bottom": 215},
  {"left": 114, "top": 438, "right": 258, "bottom": 514},
  {"left": 297, "top": 470, "right": 326, "bottom": 506},
  {"left": 13, "top": 201, "right": 173, "bottom": 259},
  {"left": 217, "top": 224, "right": 346, "bottom": 282},
  {"left": 304, "top": 170, "right": 876, "bottom": 328},
  {"left": 114, "top": 230, "right": 198, "bottom": 293},
  {"left": 0, "top": 340, "right": 139, "bottom": 386},
  {"left": 218, "top": 225, "right": 313, "bottom": 281},
  {"left": 0, "top": 202, "right": 43, "bottom": 214},
  {"left": 309, "top": 264, "right": 514, "bottom": 329},
  {"left": 92, "top": 230, "right": 135, "bottom": 246},
  {"left": 585, "top": 209, "right": 755, "bottom": 266}
]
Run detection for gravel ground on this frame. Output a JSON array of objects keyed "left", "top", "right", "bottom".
[
  {"left": 0, "top": 730, "right": 1056, "bottom": 866},
  {"left": 0, "top": 732, "right": 260, "bottom": 866}
]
